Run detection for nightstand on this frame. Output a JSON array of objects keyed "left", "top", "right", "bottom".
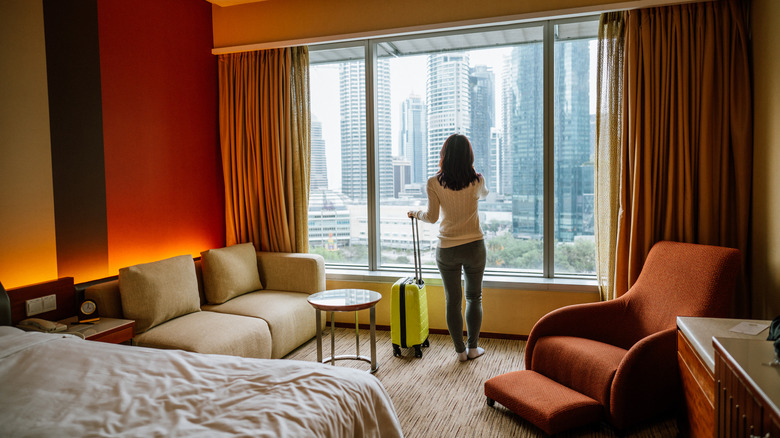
[{"left": 59, "top": 316, "right": 135, "bottom": 344}]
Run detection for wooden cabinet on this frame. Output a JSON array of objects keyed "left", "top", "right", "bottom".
[
  {"left": 678, "top": 329, "right": 716, "bottom": 437},
  {"left": 677, "top": 317, "right": 774, "bottom": 438},
  {"left": 714, "top": 337, "right": 780, "bottom": 438}
]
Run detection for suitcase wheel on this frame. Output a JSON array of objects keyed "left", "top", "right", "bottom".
[
  {"left": 414, "top": 345, "right": 423, "bottom": 358},
  {"left": 422, "top": 338, "right": 430, "bottom": 348},
  {"left": 392, "top": 344, "right": 402, "bottom": 357}
]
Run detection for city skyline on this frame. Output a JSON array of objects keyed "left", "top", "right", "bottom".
[
  {"left": 308, "top": 38, "right": 597, "bottom": 273},
  {"left": 310, "top": 45, "right": 596, "bottom": 192}
]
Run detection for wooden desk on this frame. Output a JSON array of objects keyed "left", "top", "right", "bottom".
[
  {"left": 714, "top": 337, "right": 780, "bottom": 438},
  {"left": 677, "top": 317, "right": 771, "bottom": 438}
]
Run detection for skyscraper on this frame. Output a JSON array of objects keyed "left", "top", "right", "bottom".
[
  {"left": 339, "top": 60, "right": 366, "bottom": 201},
  {"left": 399, "top": 95, "right": 426, "bottom": 184},
  {"left": 392, "top": 158, "right": 412, "bottom": 198},
  {"left": 503, "top": 43, "right": 544, "bottom": 239},
  {"left": 426, "top": 53, "right": 471, "bottom": 177},
  {"left": 470, "top": 65, "right": 495, "bottom": 187},
  {"left": 554, "top": 38, "right": 593, "bottom": 241},
  {"left": 376, "top": 59, "right": 392, "bottom": 199},
  {"left": 502, "top": 38, "right": 594, "bottom": 242},
  {"left": 310, "top": 116, "right": 328, "bottom": 190},
  {"left": 489, "top": 128, "right": 501, "bottom": 194},
  {"left": 339, "top": 59, "right": 392, "bottom": 201}
]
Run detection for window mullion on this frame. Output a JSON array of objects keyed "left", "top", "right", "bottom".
[
  {"left": 543, "top": 21, "right": 555, "bottom": 278},
  {"left": 366, "top": 40, "right": 378, "bottom": 270}
]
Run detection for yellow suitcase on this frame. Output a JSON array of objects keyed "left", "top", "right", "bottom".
[{"left": 391, "top": 217, "right": 430, "bottom": 358}]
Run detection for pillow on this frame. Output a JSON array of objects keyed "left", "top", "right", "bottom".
[
  {"left": 118, "top": 255, "right": 201, "bottom": 334},
  {"left": 200, "top": 243, "right": 263, "bottom": 304}
]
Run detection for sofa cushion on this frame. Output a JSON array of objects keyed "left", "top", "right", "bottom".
[
  {"left": 119, "top": 255, "right": 201, "bottom": 334},
  {"left": 201, "top": 243, "right": 263, "bottom": 304},
  {"left": 203, "top": 290, "right": 317, "bottom": 359},
  {"left": 132, "top": 311, "right": 273, "bottom": 359}
]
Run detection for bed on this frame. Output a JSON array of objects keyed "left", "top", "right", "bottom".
[{"left": 0, "top": 326, "right": 403, "bottom": 437}]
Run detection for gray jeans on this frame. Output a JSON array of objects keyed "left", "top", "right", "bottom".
[{"left": 436, "top": 239, "right": 486, "bottom": 353}]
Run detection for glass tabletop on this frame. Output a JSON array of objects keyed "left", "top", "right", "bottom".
[{"left": 307, "top": 289, "right": 382, "bottom": 311}]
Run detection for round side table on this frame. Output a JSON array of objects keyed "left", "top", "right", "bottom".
[{"left": 307, "top": 289, "right": 382, "bottom": 373}]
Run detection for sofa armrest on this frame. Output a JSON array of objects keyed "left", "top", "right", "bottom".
[
  {"left": 84, "top": 280, "right": 124, "bottom": 319},
  {"left": 256, "top": 252, "right": 325, "bottom": 294}
]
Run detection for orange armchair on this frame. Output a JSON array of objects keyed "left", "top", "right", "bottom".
[{"left": 485, "top": 241, "right": 741, "bottom": 434}]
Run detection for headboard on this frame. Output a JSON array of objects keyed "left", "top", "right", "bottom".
[
  {"left": 0, "top": 281, "right": 10, "bottom": 326},
  {"left": 5, "top": 278, "right": 76, "bottom": 325}
]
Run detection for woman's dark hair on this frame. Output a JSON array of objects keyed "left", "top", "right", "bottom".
[{"left": 436, "top": 134, "right": 480, "bottom": 191}]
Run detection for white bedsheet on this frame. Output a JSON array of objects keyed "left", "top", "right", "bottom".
[{"left": 0, "top": 327, "right": 402, "bottom": 437}]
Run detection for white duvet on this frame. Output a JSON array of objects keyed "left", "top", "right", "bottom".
[{"left": 0, "top": 327, "right": 402, "bottom": 437}]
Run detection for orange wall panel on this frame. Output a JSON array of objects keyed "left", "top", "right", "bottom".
[{"left": 98, "top": 0, "right": 225, "bottom": 272}]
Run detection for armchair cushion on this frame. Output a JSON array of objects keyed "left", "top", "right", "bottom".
[
  {"left": 201, "top": 243, "right": 263, "bottom": 304},
  {"left": 118, "top": 255, "right": 201, "bottom": 334},
  {"left": 524, "top": 299, "right": 632, "bottom": 366},
  {"left": 531, "top": 336, "right": 627, "bottom": 407}
]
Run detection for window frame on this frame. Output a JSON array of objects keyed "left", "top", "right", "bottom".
[{"left": 308, "top": 15, "right": 599, "bottom": 282}]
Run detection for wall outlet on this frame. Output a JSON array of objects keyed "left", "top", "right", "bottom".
[
  {"left": 42, "top": 294, "right": 56, "bottom": 312},
  {"left": 26, "top": 298, "right": 44, "bottom": 316},
  {"left": 25, "top": 294, "right": 57, "bottom": 316}
]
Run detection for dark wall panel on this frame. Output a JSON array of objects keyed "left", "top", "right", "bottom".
[{"left": 42, "top": 0, "right": 109, "bottom": 281}]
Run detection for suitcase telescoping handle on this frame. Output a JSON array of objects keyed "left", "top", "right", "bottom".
[{"left": 411, "top": 216, "right": 423, "bottom": 286}]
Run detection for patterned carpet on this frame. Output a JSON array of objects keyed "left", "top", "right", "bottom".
[{"left": 284, "top": 327, "right": 681, "bottom": 438}]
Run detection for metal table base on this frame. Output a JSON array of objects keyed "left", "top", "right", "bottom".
[{"left": 315, "top": 306, "right": 378, "bottom": 373}]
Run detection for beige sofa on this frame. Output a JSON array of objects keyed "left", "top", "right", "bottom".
[{"left": 85, "top": 243, "right": 326, "bottom": 359}]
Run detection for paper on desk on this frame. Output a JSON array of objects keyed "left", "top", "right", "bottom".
[{"left": 729, "top": 321, "right": 770, "bottom": 336}]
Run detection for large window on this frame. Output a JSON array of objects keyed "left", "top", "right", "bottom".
[
  {"left": 308, "top": 18, "right": 598, "bottom": 279},
  {"left": 308, "top": 46, "right": 368, "bottom": 266}
]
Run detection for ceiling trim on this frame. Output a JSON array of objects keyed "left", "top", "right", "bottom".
[
  {"left": 205, "top": 0, "right": 267, "bottom": 8},
  {"left": 210, "top": 0, "right": 704, "bottom": 55}
]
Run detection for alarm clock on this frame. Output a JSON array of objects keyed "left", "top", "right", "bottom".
[{"left": 78, "top": 299, "right": 100, "bottom": 323}]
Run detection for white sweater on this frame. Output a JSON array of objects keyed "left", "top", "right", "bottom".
[{"left": 413, "top": 175, "right": 489, "bottom": 248}]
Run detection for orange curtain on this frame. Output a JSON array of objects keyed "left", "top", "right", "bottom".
[
  {"left": 218, "top": 47, "right": 311, "bottom": 253},
  {"left": 616, "top": 0, "right": 752, "bottom": 315}
]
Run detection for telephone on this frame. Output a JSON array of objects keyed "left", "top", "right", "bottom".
[{"left": 18, "top": 318, "right": 67, "bottom": 333}]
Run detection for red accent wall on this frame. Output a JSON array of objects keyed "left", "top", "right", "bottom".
[{"left": 98, "top": 0, "right": 224, "bottom": 272}]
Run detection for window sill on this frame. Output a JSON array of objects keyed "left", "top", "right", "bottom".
[{"left": 325, "top": 267, "right": 599, "bottom": 293}]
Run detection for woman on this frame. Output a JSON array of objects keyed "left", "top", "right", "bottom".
[{"left": 408, "top": 134, "right": 488, "bottom": 362}]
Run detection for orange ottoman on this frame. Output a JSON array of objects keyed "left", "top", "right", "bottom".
[{"left": 484, "top": 370, "right": 603, "bottom": 435}]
